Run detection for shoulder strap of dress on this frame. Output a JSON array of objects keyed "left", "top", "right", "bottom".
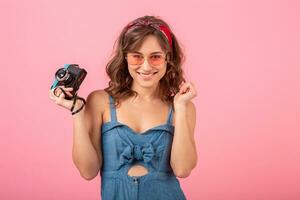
[
  {"left": 166, "top": 104, "right": 173, "bottom": 125},
  {"left": 109, "top": 95, "right": 117, "bottom": 122}
]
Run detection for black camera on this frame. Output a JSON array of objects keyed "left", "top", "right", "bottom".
[{"left": 50, "top": 64, "right": 87, "bottom": 100}]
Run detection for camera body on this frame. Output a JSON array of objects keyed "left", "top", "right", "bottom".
[{"left": 51, "top": 64, "right": 87, "bottom": 100}]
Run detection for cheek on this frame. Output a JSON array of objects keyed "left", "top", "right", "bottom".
[
  {"left": 158, "top": 69, "right": 166, "bottom": 78},
  {"left": 128, "top": 65, "right": 138, "bottom": 77},
  {"left": 158, "top": 65, "right": 167, "bottom": 77}
]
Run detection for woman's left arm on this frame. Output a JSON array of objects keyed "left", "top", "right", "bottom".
[{"left": 170, "top": 82, "right": 198, "bottom": 178}]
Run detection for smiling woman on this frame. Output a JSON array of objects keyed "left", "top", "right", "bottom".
[
  {"left": 126, "top": 51, "right": 165, "bottom": 81},
  {"left": 126, "top": 35, "right": 168, "bottom": 86},
  {"left": 105, "top": 16, "right": 186, "bottom": 105},
  {"left": 49, "top": 15, "right": 197, "bottom": 200}
]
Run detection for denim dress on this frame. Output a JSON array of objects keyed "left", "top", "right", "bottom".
[{"left": 100, "top": 95, "right": 186, "bottom": 200}]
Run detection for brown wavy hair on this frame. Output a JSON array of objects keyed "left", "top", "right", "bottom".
[{"left": 104, "top": 15, "right": 186, "bottom": 106}]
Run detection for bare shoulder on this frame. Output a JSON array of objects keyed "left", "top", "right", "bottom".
[
  {"left": 84, "top": 89, "right": 110, "bottom": 137},
  {"left": 85, "top": 89, "right": 110, "bottom": 115}
]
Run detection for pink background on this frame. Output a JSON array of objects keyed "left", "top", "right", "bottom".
[{"left": 1, "top": 0, "right": 300, "bottom": 199}]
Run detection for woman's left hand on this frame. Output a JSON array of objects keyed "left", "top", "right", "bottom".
[{"left": 173, "top": 82, "right": 197, "bottom": 107}]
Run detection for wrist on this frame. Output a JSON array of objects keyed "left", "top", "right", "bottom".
[
  {"left": 72, "top": 106, "right": 85, "bottom": 118},
  {"left": 70, "top": 96, "right": 86, "bottom": 115},
  {"left": 73, "top": 99, "right": 84, "bottom": 110},
  {"left": 174, "top": 103, "right": 188, "bottom": 111}
]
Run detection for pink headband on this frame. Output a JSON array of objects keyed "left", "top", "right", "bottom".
[{"left": 124, "top": 19, "right": 173, "bottom": 49}]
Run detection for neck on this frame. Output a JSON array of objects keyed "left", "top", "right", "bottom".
[{"left": 130, "top": 82, "right": 161, "bottom": 102}]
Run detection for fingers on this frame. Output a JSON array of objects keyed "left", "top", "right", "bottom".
[
  {"left": 179, "top": 82, "right": 197, "bottom": 96},
  {"left": 58, "top": 90, "right": 66, "bottom": 101},
  {"left": 49, "top": 86, "right": 73, "bottom": 102},
  {"left": 179, "top": 82, "right": 191, "bottom": 94},
  {"left": 49, "top": 86, "right": 76, "bottom": 111},
  {"left": 186, "top": 82, "right": 196, "bottom": 96},
  {"left": 54, "top": 87, "right": 73, "bottom": 96},
  {"left": 49, "top": 89, "right": 56, "bottom": 100}
]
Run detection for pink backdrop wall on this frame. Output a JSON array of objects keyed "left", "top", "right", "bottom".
[{"left": 1, "top": 0, "right": 299, "bottom": 199}]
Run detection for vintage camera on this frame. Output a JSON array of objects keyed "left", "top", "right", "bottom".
[{"left": 51, "top": 64, "right": 87, "bottom": 100}]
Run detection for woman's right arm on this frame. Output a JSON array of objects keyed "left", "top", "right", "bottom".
[
  {"left": 72, "top": 90, "right": 105, "bottom": 180},
  {"left": 49, "top": 87, "right": 105, "bottom": 180}
]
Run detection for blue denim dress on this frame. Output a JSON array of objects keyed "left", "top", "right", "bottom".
[{"left": 100, "top": 95, "right": 186, "bottom": 200}]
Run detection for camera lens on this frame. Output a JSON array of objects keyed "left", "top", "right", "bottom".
[{"left": 55, "top": 68, "right": 70, "bottom": 81}]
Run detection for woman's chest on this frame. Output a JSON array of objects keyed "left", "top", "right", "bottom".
[{"left": 102, "top": 101, "right": 172, "bottom": 134}]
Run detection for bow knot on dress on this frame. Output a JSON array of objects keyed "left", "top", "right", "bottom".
[{"left": 119, "top": 143, "right": 154, "bottom": 165}]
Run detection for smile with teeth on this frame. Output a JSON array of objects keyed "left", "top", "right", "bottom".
[{"left": 137, "top": 71, "right": 158, "bottom": 78}]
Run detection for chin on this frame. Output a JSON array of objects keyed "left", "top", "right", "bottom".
[{"left": 135, "top": 80, "right": 159, "bottom": 88}]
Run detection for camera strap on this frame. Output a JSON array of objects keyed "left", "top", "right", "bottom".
[
  {"left": 70, "top": 93, "right": 86, "bottom": 115},
  {"left": 54, "top": 87, "right": 86, "bottom": 115}
]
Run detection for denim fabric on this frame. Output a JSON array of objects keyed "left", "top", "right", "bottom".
[{"left": 100, "top": 95, "right": 186, "bottom": 200}]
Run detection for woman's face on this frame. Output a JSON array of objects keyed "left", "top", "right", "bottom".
[{"left": 126, "top": 35, "right": 167, "bottom": 89}]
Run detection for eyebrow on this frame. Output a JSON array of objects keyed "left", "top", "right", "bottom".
[{"left": 132, "top": 51, "right": 164, "bottom": 55}]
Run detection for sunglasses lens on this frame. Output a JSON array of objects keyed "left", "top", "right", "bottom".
[
  {"left": 127, "top": 54, "right": 144, "bottom": 65},
  {"left": 127, "top": 53, "right": 165, "bottom": 66},
  {"left": 149, "top": 55, "right": 164, "bottom": 66}
]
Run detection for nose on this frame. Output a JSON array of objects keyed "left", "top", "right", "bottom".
[{"left": 140, "top": 58, "right": 152, "bottom": 71}]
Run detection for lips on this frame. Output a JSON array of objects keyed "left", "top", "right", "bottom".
[{"left": 137, "top": 71, "right": 158, "bottom": 80}]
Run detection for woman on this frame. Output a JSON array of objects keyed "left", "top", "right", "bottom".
[{"left": 49, "top": 15, "right": 197, "bottom": 200}]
